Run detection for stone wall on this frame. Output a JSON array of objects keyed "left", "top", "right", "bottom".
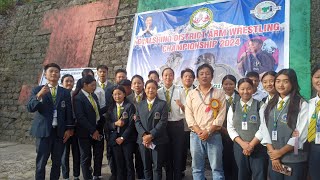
[
  {"left": 0, "top": 0, "right": 137, "bottom": 143},
  {"left": 0, "top": 0, "right": 319, "bottom": 143}
]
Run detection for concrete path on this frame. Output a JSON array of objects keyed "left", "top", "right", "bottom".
[{"left": 0, "top": 141, "right": 212, "bottom": 180}]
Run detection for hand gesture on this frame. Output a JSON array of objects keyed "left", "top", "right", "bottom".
[
  {"left": 272, "top": 159, "right": 283, "bottom": 172},
  {"left": 92, "top": 130, "right": 101, "bottom": 141},
  {"left": 37, "top": 84, "right": 50, "bottom": 99},
  {"left": 63, "top": 129, "right": 73, "bottom": 143},
  {"left": 116, "top": 137, "right": 124, "bottom": 145},
  {"left": 268, "top": 149, "right": 283, "bottom": 160},
  {"left": 115, "top": 119, "right": 124, "bottom": 127}
]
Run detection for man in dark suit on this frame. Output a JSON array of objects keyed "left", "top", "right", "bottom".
[
  {"left": 27, "top": 63, "right": 74, "bottom": 180},
  {"left": 74, "top": 75, "right": 106, "bottom": 180},
  {"left": 135, "top": 80, "right": 169, "bottom": 180}
]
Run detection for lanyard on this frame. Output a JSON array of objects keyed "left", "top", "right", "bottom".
[
  {"left": 242, "top": 104, "right": 250, "bottom": 122},
  {"left": 163, "top": 86, "right": 175, "bottom": 112},
  {"left": 197, "top": 88, "right": 213, "bottom": 106},
  {"left": 273, "top": 100, "right": 288, "bottom": 131}
]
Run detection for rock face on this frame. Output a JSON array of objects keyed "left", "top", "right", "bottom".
[
  {"left": 0, "top": 0, "right": 319, "bottom": 143},
  {"left": 0, "top": 0, "right": 137, "bottom": 143}
]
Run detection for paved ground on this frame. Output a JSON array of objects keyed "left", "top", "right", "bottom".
[{"left": 0, "top": 141, "right": 212, "bottom": 180}]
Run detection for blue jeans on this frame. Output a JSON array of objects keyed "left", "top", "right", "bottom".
[{"left": 190, "top": 132, "right": 224, "bottom": 180}]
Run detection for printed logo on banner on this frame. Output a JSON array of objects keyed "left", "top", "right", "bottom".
[
  {"left": 250, "top": 1, "right": 281, "bottom": 20},
  {"left": 190, "top": 7, "right": 213, "bottom": 30}
]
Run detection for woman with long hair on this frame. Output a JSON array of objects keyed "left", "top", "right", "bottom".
[{"left": 260, "top": 69, "right": 309, "bottom": 180}]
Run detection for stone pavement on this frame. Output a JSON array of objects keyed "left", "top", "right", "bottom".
[{"left": 0, "top": 141, "right": 212, "bottom": 180}]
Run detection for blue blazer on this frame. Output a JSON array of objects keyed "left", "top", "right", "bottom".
[
  {"left": 106, "top": 100, "right": 137, "bottom": 146},
  {"left": 27, "top": 85, "right": 74, "bottom": 138},
  {"left": 135, "top": 97, "right": 169, "bottom": 145},
  {"left": 74, "top": 90, "right": 106, "bottom": 138}
]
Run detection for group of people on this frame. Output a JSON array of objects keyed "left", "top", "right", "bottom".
[{"left": 27, "top": 62, "right": 320, "bottom": 180}]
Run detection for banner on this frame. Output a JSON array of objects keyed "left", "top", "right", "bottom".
[
  {"left": 127, "top": 0, "right": 289, "bottom": 87},
  {"left": 39, "top": 68, "right": 97, "bottom": 90}
]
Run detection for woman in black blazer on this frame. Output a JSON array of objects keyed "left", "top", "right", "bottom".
[
  {"left": 135, "top": 80, "right": 169, "bottom": 180},
  {"left": 73, "top": 75, "right": 105, "bottom": 180},
  {"left": 125, "top": 74, "right": 146, "bottom": 179},
  {"left": 106, "top": 85, "right": 137, "bottom": 180}
]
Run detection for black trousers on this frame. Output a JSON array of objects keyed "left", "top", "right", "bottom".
[
  {"left": 35, "top": 128, "right": 64, "bottom": 180},
  {"left": 221, "top": 132, "right": 238, "bottom": 180},
  {"left": 139, "top": 143, "right": 166, "bottom": 180},
  {"left": 106, "top": 139, "right": 117, "bottom": 178},
  {"left": 78, "top": 137, "right": 104, "bottom": 180},
  {"left": 61, "top": 135, "right": 81, "bottom": 179},
  {"left": 181, "top": 131, "right": 190, "bottom": 172},
  {"left": 112, "top": 142, "right": 136, "bottom": 180},
  {"left": 165, "top": 120, "right": 185, "bottom": 180},
  {"left": 134, "top": 143, "right": 145, "bottom": 179}
]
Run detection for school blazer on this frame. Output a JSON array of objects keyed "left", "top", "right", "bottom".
[
  {"left": 223, "top": 93, "right": 240, "bottom": 128},
  {"left": 74, "top": 90, "right": 106, "bottom": 138},
  {"left": 106, "top": 100, "right": 137, "bottom": 146},
  {"left": 27, "top": 85, "right": 74, "bottom": 138},
  {"left": 126, "top": 92, "right": 147, "bottom": 107},
  {"left": 105, "top": 84, "right": 115, "bottom": 105},
  {"left": 135, "top": 97, "right": 169, "bottom": 145}
]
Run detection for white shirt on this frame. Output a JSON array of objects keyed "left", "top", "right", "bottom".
[
  {"left": 147, "top": 98, "right": 156, "bottom": 106},
  {"left": 225, "top": 93, "right": 235, "bottom": 103},
  {"left": 258, "top": 95, "right": 309, "bottom": 149},
  {"left": 94, "top": 87, "right": 106, "bottom": 108},
  {"left": 158, "top": 85, "right": 185, "bottom": 121},
  {"left": 116, "top": 102, "right": 124, "bottom": 117},
  {"left": 252, "top": 89, "right": 267, "bottom": 101},
  {"left": 308, "top": 94, "right": 320, "bottom": 128},
  {"left": 48, "top": 84, "right": 58, "bottom": 126},
  {"left": 264, "top": 94, "right": 273, "bottom": 104},
  {"left": 227, "top": 98, "right": 258, "bottom": 141},
  {"left": 135, "top": 92, "right": 144, "bottom": 103},
  {"left": 137, "top": 26, "right": 158, "bottom": 36},
  {"left": 81, "top": 89, "right": 100, "bottom": 121},
  {"left": 181, "top": 85, "right": 195, "bottom": 131},
  {"left": 98, "top": 79, "right": 108, "bottom": 88}
]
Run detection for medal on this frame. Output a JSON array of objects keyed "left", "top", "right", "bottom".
[{"left": 209, "top": 99, "right": 220, "bottom": 119}]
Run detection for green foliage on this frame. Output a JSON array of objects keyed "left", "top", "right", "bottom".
[{"left": 0, "top": 0, "right": 15, "bottom": 15}]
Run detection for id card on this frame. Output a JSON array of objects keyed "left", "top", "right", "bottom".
[
  {"left": 168, "top": 112, "right": 172, "bottom": 119},
  {"left": 53, "top": 110, "right": 57, "bottom": 118},
  {"left": 316, "top": 132, "right": 320, "bottom": 144},
  {"left": 272, "top": 130, "right": 278, "bottom": 141},
  {"left": 242, "top": 122, "right": 248, "bottom": 130}
]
